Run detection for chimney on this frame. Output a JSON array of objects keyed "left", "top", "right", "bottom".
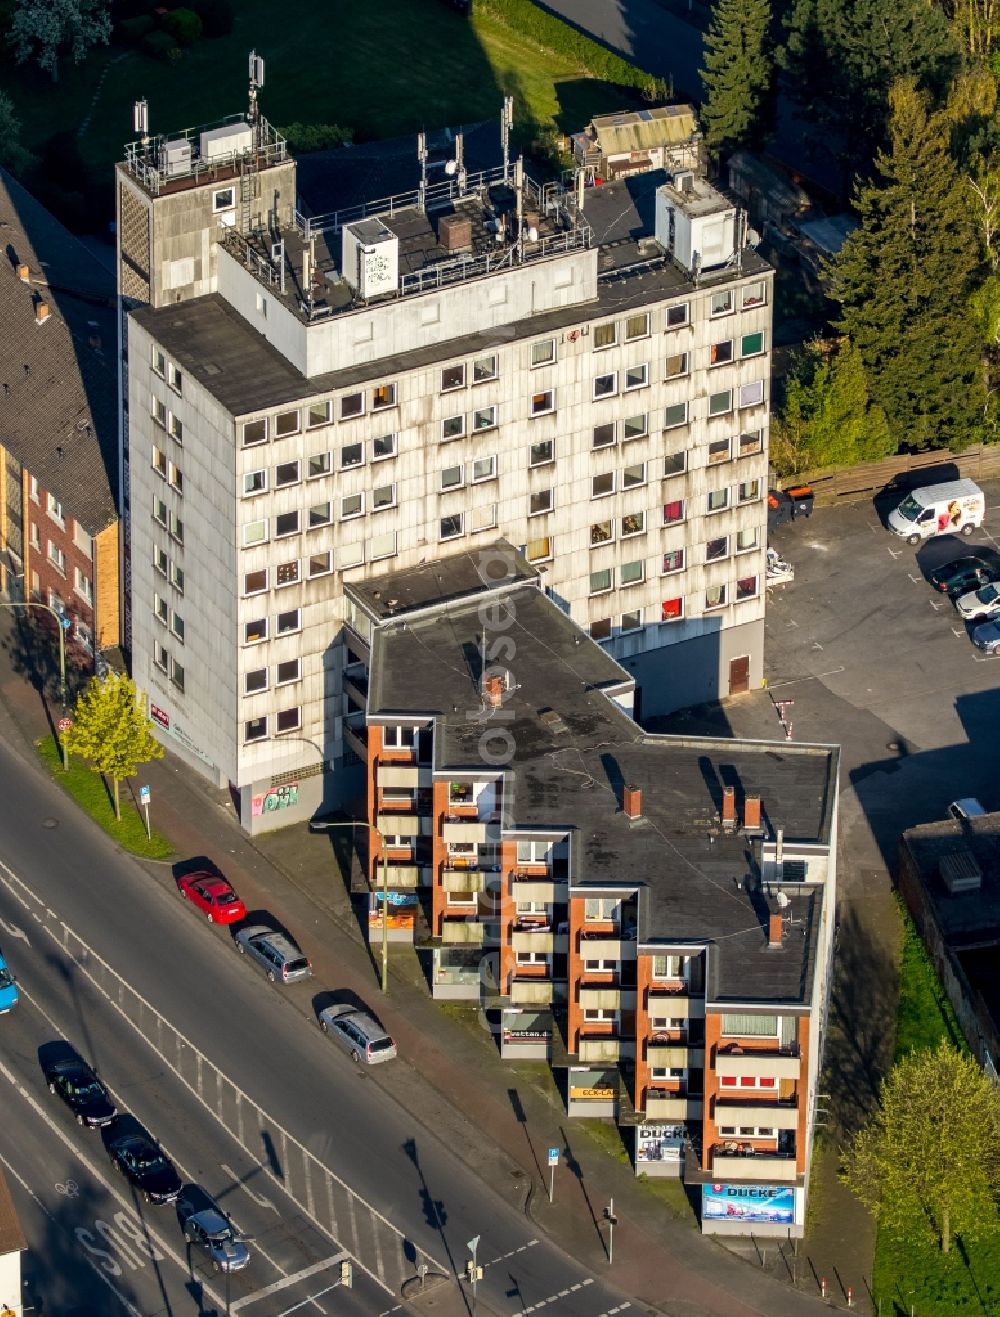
[
  {"left": 34, "top": 301, "right": 50, "bottom": 325},
  {"left": 743, "top": 794, "right": 761, "bottom": 832},
  {"left": 768, "top": 913, "right": 784, "bottom": 947},
  {"left": 721, "top": 785, "right": 736, "bottom": 831},
  {"left": 16, "top": 264, "right": 29, "bottom": 283},
  {"left": 482, "top": 672, "right": 506, "bottom": 708},
  {"left": 623, "top": 784, "right": 642, "bottom": 820}
]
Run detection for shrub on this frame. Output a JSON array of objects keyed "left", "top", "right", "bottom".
[
  {"left": 141, "top": 29, "right": 178, "bottom": 60},
  {"left": 278, "top": 122, "right": 354, "bottom": 153},
  {"left": 117, "top": 14, "right": 154, "bottom": 44},
  {"left": 163, "top": 7, "right": 202, "bottom": 45},
  {"left": 193, "top": 0, "right": 234, "bottom": 37}
]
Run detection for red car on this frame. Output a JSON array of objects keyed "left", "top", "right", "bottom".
[{"left": 177, "top": 873, "right": 247, "bottom": 924}]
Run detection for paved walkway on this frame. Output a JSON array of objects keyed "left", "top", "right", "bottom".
[{"left": 0, "top": 615, "right": 865, "bottom": 1314}]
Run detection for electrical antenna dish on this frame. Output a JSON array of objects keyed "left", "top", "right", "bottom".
[
  {"left": 133, "top": 98, "right": 149, "bottom": 137},
  {"left": 776, "top": 890, "right": 790, "bottom": 909},
  {"left": 444, "top": 159, "right": 457, "bottom": 176}
]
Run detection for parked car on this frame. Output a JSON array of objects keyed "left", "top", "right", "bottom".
[
  {"left": 0, "top": 950, "right": 18, "bottom": 1014},
  {"left": 177, "top": 872, "right": 247, "bottom": 924},
  {"left": 183, "top": 1207, "right": 250, "bottom": 1272},
  {"left": 318, "top": 1003, "right": 397, "bottom": 1065},
  {"left": 108, "top": 1131, "right": 181, "bottom": 1204},
  {"left": 43, "top": 1055, "right": 116, "bottom": 1128},
  {"left": 948, "top": 798, "right": 987, "bottom": 821},
  {"left": 972, "top": 618, "right": 1000, "bottom": 655},
  {"left": 887, "top": 479, "right": 985, "bottom": 544},
  {"left": 929, "top": 554, "right": 1000, "bottom": 598},
  {"left": 234, "top": 925, "right": 312, "bottom": 984},
  {"left": 956, "top": 581, "right": 1000, "bottom": 622}
]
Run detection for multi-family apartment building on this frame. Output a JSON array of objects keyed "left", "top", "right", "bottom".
[
  {"left": 116, "top": 85, "right": 772, "bottom": 831},
  {"left": 0, "top": 171, "right": 120, "bottom": 660},
  {"left": 346, "top": 541, "right": 838, "bottom": 1236}
]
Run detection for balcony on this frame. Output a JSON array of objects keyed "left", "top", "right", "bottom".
[
  {"left": 343, "top": 720, "right": 368, "bottom": 759},
  {"left": 645, "top": 1092, "right": 703, "bottom": 1120},
  {"left": 376, "top": 813, "right": 424, "bottom": 838},
  {"left": 579, "top": 935, "right": 637, "bottom": 961},
  {"left": 343, "top": 670, "right": 368, "bottom": 706},
  {"left": 441, "top": 870, "right": 487, "bottom": 894},
  {"left": 440, "top": 921, "right": 484, "bottom": 946},
  {"left": 512, "top": 927, "right": 555, "bottom": 953},
  {"left": 441, "top": 819, "right": 498, "bottom": 844},
  {"left": 511, "top": 978, "right": 555, "bottom": 1005},
  {"left": 711, "top": 1144, "right": 797, "bottom": 1181},
  {"left": 510, "top": 877, "right": 561, "bottom": 903},
  {"left": 714, "top": 1099, "right": 799, "bottom": 1130},
  {"left": 380, "top": 864, "right": 430, "bottom": 889},
  {"left": 646, "top": 990, "right": 704, "bottom": 1019},
  {"left": 715, "top": 1046, "right": 801, "bottom": 1080},
  {"left": 378, "top": 763, "right": 432, "bottom": 789},
  {"left": 578, "top": 1035, "right": 635, "bottom": 1063},
  {"left": 578, "top": 986, "right": 637, "bottom": 1011},
  {"left": 647, "top": 1043, "right": 705, "bottom": 1068}
]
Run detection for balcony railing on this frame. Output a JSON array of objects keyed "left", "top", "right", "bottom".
[
  {"left": 440, "top": 921, "right": 484, "bottom": 946},
  {"left": 647, "top": 1042, "right": 705, "bottom": 1068},
  {"left": 578, "top": 1035, "right": 635, "bottom": 1063},
  {"left": 714, "top": 1099, "right": 799, "bottom": 1130},
  {"left": 645, "top": 1091, "right": 703, "bottom": 1120},
  {"left": 579, "top": 935, "right": 637, "bottom": 960},
  {"left": 441, "top": 870, "right": 487, "bottom": 894},
  {"left": 714, "top": 1045, "right": 801, "bottom": 1080},
  {"left": 511, "top": 978, "right": 555, "bottom": 1006},
  {"left": 710, "top": 1143, "right": 797, "bottom": 1181}
]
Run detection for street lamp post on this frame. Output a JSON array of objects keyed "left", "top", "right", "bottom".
[
  {"left": 466, "top": 1235, "right": 481, "bottom": 1315},
  {"left": 311, "top": 819, "right": 389, "bottom": 993},
  {"left": 0, "top": 600, "right": 69, "bottom": 770}
]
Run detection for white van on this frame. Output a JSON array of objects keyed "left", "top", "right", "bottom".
[{"left": 887, "top": 479, "right": 984, "bottom": 544}]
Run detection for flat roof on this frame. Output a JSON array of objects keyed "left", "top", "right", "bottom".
[
  {"left": 346, "top": 539, "right": 538, "bottom": 621},
  {"left": 901, "top": 817, "right": 1000, "bottom": 945}
]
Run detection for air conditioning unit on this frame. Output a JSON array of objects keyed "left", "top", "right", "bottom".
[
  {"left": 159, "top": 139, "right": 191, "bottom": 177},
  {"left": 200, "top": 121, "right": 253, "bottom": 163}
]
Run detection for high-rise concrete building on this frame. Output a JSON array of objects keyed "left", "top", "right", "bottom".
[{"left": 116, "top": 87, "right": 773, "bottom": 831}]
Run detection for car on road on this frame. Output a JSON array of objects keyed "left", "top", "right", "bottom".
[
  {"left": 183, "top": 1208, "right": 250, "bottom": 1272},
  {"left": 108, "top": 1131, "right": 181, "bottom": 1204},
  {"left": 318, "top": 1003, "right": 397, "bottom": 1064},
  {"left": 0, "top": 950, "right": 18, "bottom": 1014},
  {"left": 234, "top": 925, "right": 312, "bottom": 984},
  {"left": 44, "top": 1056, "right": 116, "bottom": 1128},
  {"left": 929, "top": 554, "right": 1000, "bottom": 598},
  {"left": 956, "top": 580, "right": 1000, "bottom": 622},
  {"left": 177, "top": 872, "right": 247, "bottom": 924},
  {"left": 973, "top": 618, "right": 1000, "bottom": 655}
]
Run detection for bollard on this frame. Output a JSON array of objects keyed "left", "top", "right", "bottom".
[
  {"left": 820, "top": 1276, "right": 827, "bottom": 1299},
  {"left": 848, "top": 1286, "right": 853, "bottom": 1309}
]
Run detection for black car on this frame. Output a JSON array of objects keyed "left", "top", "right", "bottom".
[
  {"left": 108, "top": 1132, "right": 181, "bottom": 1204},
  {"left": 44, "top": 1057, "right": 116, "bottom": 1128},
  {"left": 929, "top": 554, "right": 1000, "bottom": 597}
]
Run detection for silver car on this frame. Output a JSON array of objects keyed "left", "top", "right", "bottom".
[
  {"left": 184, "top": 1208, "right": 250, "bottom": 1272},
  {"left": 956, "top": 581, "right": 1000, "bottom": 621},
  {"left": 234, "top": 925, "right": 311, "bottom": 984},
  {"left": 318, "top": 1004, "right": 397, "bottom": 1064}
]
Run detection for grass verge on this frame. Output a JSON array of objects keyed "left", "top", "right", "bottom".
[
  {"left": 37, "top": 736, "right": 174, "bottom": 860},
  {"left": 893, "top": 897, "right": 966, "bottom": 1060}
]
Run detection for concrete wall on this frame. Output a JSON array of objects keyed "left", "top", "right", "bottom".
[
  {"left": 0, "top": 1249, "right": 21, "bottom": 1314},
  {"left": 624, "top": 616, "right": 764, "bottom": 718}
]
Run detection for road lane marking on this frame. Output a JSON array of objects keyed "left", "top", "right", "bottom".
[
  {"left": 483, "top": 1239, "right": 539, "bottom": 1268},
  {"left": 0, "top": 917, "right": 28, "bottom": 943},
  {"left": 221, "top": 1162, "right": 278, "bottom": 1212},
  {"left": 275, "top": 1283, "right": 343, "bottom": 1317},
  {"left": 517, "top": 1276, "right": 594, "bottom": 1312},
  {"left": 231, "top": 1252, "right": 348, "bottom": 1310}
]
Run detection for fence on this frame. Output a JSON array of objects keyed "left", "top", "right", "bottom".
[{"left": 780, "top": 444, "right": 1000, "bottom": 508}]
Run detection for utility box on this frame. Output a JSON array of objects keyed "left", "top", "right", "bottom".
[
  {"left": 199, "top": 121, "right": 253, "bottom": 163},
  {"left": 342, "top": 218, "right": 399, "bottom": 299},
  {"left": 655, "top": 175, "right": 737, "bottom": 274},
  {"left": 160, "top": 139, "right": 192, "bottom": 178},
  {"left": 438, "top": 213, "right": 473, "bottom": 252}
]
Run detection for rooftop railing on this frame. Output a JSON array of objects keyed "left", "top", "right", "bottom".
[{"left": 123, "top": 114, "right": 287, "bottom": 195}]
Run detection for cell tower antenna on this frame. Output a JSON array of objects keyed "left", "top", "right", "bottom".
[
  {"left": 133, "top": 98, "right": 149, "bottom": 146},
  {"left": 501, "top": 95, "right": 513, "bottom": 183},
  {"left": 417, "top": 131, "right": 428, "bottom": 211},
  {"left": 248, "top": 50, "right": 265, "bottom": 125}
]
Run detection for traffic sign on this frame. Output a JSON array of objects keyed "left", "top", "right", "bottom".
[
  {"left": 548, "top": 1147, "right": 560, "bottom": 1167},
  {"left": 59, "top": 615, "right": 71, "bottom": 630},
  {"left": 139, "top": 785, "right": 151, "bottom": 805},
  {"left": 57, "top": 717, "right": 72, "bottom": 732}
]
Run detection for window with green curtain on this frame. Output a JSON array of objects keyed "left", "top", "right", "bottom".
[{"left": 721, "top": 1013, "right": 778, "bottom": 1036}]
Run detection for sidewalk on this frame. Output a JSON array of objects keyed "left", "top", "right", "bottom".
[{"left": 0, "top": 628, "right": 863, "bottom": 1315}]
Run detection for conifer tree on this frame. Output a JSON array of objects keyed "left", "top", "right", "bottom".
[{"left": 700, "top": 0, "right": 772, "bottom": 156}]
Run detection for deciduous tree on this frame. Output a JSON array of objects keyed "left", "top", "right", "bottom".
[
  {"left": 10, "top": 0, "right": 111, "bottom": 80},
  {"left": 0, "top": 89, "right": 32, "bottom": 174},
  {"left": 62, "top": 673, "right": 163, "bottom": 821},
  {"left": 699, "top": 0, "right": 772, "bottom": 156},
  {"left": 842, "top": 1042, "right": 1000, "bottom": 1253}
]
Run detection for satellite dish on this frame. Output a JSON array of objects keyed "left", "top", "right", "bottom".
[
  {"left": 444, "top": 160, "right": 457, "bottom": 176},
  {"left": 526, "top": 225, "right": 538, "bottom": 243},
  {"left": 776, "top": 890, "right": 790, "bottom": 909},
  {"left": 747, "top": 227, "right": 762, "bottom": 248}
]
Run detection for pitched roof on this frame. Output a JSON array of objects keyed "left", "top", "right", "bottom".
[
  {"left": 0, "top": 1165, "right": 27, "bottom": 1255},
  {"left": 0, "top": 169, "right": 118, "bottom": 534},
  {"left": 589, "top": 104, "right": 698, "bottom": 156}
]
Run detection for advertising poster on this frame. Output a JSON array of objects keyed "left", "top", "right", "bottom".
[
  {"left": 368, "top": 890, "right": 417, "bottom": 931},
  {"left": 636, "top": 1125, "right": 685, "bottom": 1164},
  {"left": 702, "top": 1183, "right": 795, "bottom": 1225}
]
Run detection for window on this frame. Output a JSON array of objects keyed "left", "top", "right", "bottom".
[
  {"left": 707, "top": 488, "right": 729, "bottom": 513},
  {"left": 168, "top": 462, "right": 183, "bottom": 493},
  {"left": 275, "top": 560, "right": 299, "bottom": 588},
  {"left": 530, "top": 439, "right": 554, "bottom": 467},
  {"left": 621, "top": 559, "right": 645, "bottom": 586},
  {"left": 341, "top": 442, "right": 363, "bottom": 470},
  {"left": 622, "top": 462, "right": 646, "bottom": 489},
  {"left": 531, "top": 339, "right": 555, "bottom": 367},
  {"left": 243, "top": 470, "right": 266, "bottom": 496},
  {"left": 245, "top": 717, "right": 268, "bottom": 743},
  {"left": 170, "top": 562, "right": 184, "bottom": 593},
  {"left": 721, "top": 1013, "right": 779, "bottom": 1037},
  {"left": 441, "top": 364, "right": 465, "bottom": 392},
  {"left": 47, "top": 493, "right": 64, "bottom": 525},
  {"left": 706, "top": 536, "right": 728, "bottom": 562},
  {"left": 441, "top": 464, "right": 464, "bottom": 491},
  {"left": 29, "top": 521, "right": 40, "bottom": 551},
  {"left": 622, "top": 414, "right": 647, "bottom": 442},
  {"left": 384, "top": 725, "right": 416, "bottom": 749},
  {"left": 244, "top": 618, "right": 267, "bottom": 645},
  {"left": 170, "top": 611, "right": 185, "bottom": 643},
  {"left": 245, "top": 668, "right": 268, "bottom": 694},
  {"left": 242, "top": 419, "right": 267, "bottom": 447},
  {"left": 663, "top": 499, "right": 685, "bottom": 525},
  {"left": 666, "top": 303, "right": 689, "bottom": 328},
  {"left": 340, "top": 392, "right": 363, "bottom": 419},
  {"left": 307, "top": 401, "right": 332, "bottom": 428},
  {"left": 370, "top": 531, "right": 396, "bottom": 560},
  {"left": 275, "top": 460, "right": 299, "bottom": 488},
  {"left": 341, "top": 493, "right": 363, "bottom": 519},
  {"left": 442, "top": 414, "right": 465, "bottom": 440},
  {"left": 275, "top": 511, "right": 300, "bottom": 537},
  {"left": 529, "top": 490, "right": 552, "bottom": 517},
  {"left": 594, "top": 322, "right": 617, "bottom": 349},
  {"left": 153, "top": 497, "right": 168, "bottom": 528},
  {"left": 708, "top": 438, "right": 730, "bottom": 465},
  {"left": 709, "top": 389, "right": 732, "bottom": 417},
  {"left": 154, "top": 594, "right": 169, "bottom": 625},
  {"left": 167, "top": 412, "right": 183, "bottom": 443},
  {"left": 711, "top": 290, "right": 733, "bottom": 316},
  {"left": 739, "top": 430, "right": 763, "bottom": 457},
  {"left": 170, "top": 658, "right": 185, "bottom": 692},
  {"left": 473, "top": 406, "right": 497, "bottom": 431},
  {"left": 664, "top": 352, "right": 688, "bottom": 379},
  {"left": 593, "top": 372, "right": 617, "bottom": 399},
  {"left": 663, "top": 451, "right": 686, "bottom": 476},
  {"left": 372, "top": 383, "right": 396, "bottom": 410},
  {"left": 591, "top": 520, "right": 613, "bottom": 546},
  {"left": 152, "top": 347, "right": 165, "bottom": 377},
  {"left": 741, "top": 332, "right": 764, "bottom": 357},
  {"left": 662, "top": 548, "right": 685, "bottom": 574},
  {"left": 307, "top": 453, "right": 332, "bottom": 482},
  {"left": 276, "top": 608, "right": 300, "bottom": 636},
  {"left": 152, "top": 446, "right": 168, "bottom": 478},
  {"left": 710, "top": 340, "right": 733, "bottom": 367},
  {"left": 661, "top": 596, "right": 683, "bottom": 622},
  {"left": 531, "top": 390, "right": 554, "bottom": 415},
  {"left": 590, "top": 618, "right": 612, "bottom": 641},
  {"left": 592, "top": 472, "right": 615, "bottom": 498},
  {"left": 621, "top": 511, "right": 645, "bottom": 537},
  {"left": 276, "top": 707, "right": 301, "bottom": 734},
  {"left": 625, "top": 364, "right": 648, "bottom": 391},
  {"left": 372, "top": 483, "right": 396, "bottom": 511},
  {"left": 274, "top": 410, "right": 299, "bottom": 438},
  {"left": 705, "top": 584, "right": 726, "bottom": 609},
  {"left": 584, "top": 896, "right": 620, "bottom": 921},
  {"left": 167, "top": 363, "right": 182, "bottom": 394},
  {"left": 592, "top": 422, "right": 615, "bottom": 449},
  {"left": 153, "top": 642, "right": 168, "bottom": 672},
  {"left": 244, "top": 569, "right": 268, "bottom": 595},
  {"left": 308, "top": 500, "right": 332, "bottom": 528},
  {"left": 472, "top": 456, "right": 496, "bottom": 482},
  {"left": 742, "top": 280, "right": 766, "bottom": 309},
  {"left": 664, "top": 402, "right": 688, "bottom": 429},
  {"left": 737, "top": 575, "right": 758, "bottom": 601},
  {"left": 440, "top": 514, "right": 464, "bottom": 541},
  {"left": 372, "top": 433, "right": 396, "bottom": 461},
  {"left": 277, "top": 658, "right": 301, "bottom": 685},
  {"left": 169, "top": 511, "right": 183, "bottom": 544},
  {"left": 736, "top": 527, "right": 759, "bottom": 553},
  {"left": 212, "top": 186, "right": 235, "bottom": 213},
  {"left": 621, "top": 609, "right": 642, "bottom": 632},
  {"left": 309, "top": 550, "right": 333, "bottom": 577},
  {"left": 257, "top": 293, "right": 267, "bottom": 316},
  {"left": 590, "top": 568, "right": 613, "bottom": 595},
  {"left": 739, "top": 478, "right": 761, "bottom": 503},
  {"left": 740, "top": 380, "right": 765, "bottom": 409},
  {"left": 473, "top": 354, "right": 498, "bottom": 383},
  {"left": 154, "top": 547, "right": 169, "bottom": 578},
  {"left": 625, "top": 312, "right": 649, "bottom": 341},
  {"left": 474, "top": 504, "right": 498, "bottom": 532}
]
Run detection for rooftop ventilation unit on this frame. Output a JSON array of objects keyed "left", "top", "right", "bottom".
[
  {"left": 160, "top": 138, "right": 192, "bottom": 178},
  {"left": 654, "top": 176, "right": 737, "bottom": 275},
  {"left": 342, "top": 218, "right": 399, "bottom": 299},
  {"left": 939, "top": 848, "right": 982, "bottom": 894},
  {"left": 200, "top": 121, "right": 253, "bottom": 163}
]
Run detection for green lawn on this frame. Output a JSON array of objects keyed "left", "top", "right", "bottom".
[
  {"left": 893, "top": 900, "right": 966, "bottom": 1060},
  {"left": 37, "top": 736, "right": 173, "bottom": 860}
]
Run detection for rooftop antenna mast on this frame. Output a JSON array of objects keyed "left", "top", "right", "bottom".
[
  {"left": 248, "top": 50, "right": 265, "bottom": 129},
  {"left": 455, "top": 129, "right": 466, "bottom": 195},
  {"left": 133, "top": 98, "right": 149, "bottom": 150},
  {"left": 242, "top": 51, "right": 265, "bottom": 234},
  {"left": 417, "top": 131, "right": 428, "bottom": 212},
  {"left": 514, "top": 155, "right": 524, "bottom": 263},
  {"left": 501, "top": 95, "right": 513, "bottom": 183}
]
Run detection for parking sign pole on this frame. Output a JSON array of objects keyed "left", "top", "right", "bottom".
[{"left": 548, "top": 1147, "right": 559, "bottom": 1203}]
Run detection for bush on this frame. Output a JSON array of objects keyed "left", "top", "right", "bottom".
[
  {"left": 193, "top": 0, "right": 234, "bottom": 37},
  {"left": 117, "top": 13, "right": 154, "bottom": 44},
  {"left": 163, "top": 7, "right": 202, "bottom": 45},
  {"left": 278, "top": 122, "right": 354, "bottom": 153},
  {"left": 141, "top": 29, "right": 178, "bottom": 60}
]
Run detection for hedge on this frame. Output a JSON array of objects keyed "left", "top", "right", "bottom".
[
  {"left": 278, "top": 122, "right": 354, "bottom": 153},
  {"left": 163, "top": 7, "right": 203, "bottom": 45},
  {"left": 477, "top": 0, "right": 658, "bottom": 91}
]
